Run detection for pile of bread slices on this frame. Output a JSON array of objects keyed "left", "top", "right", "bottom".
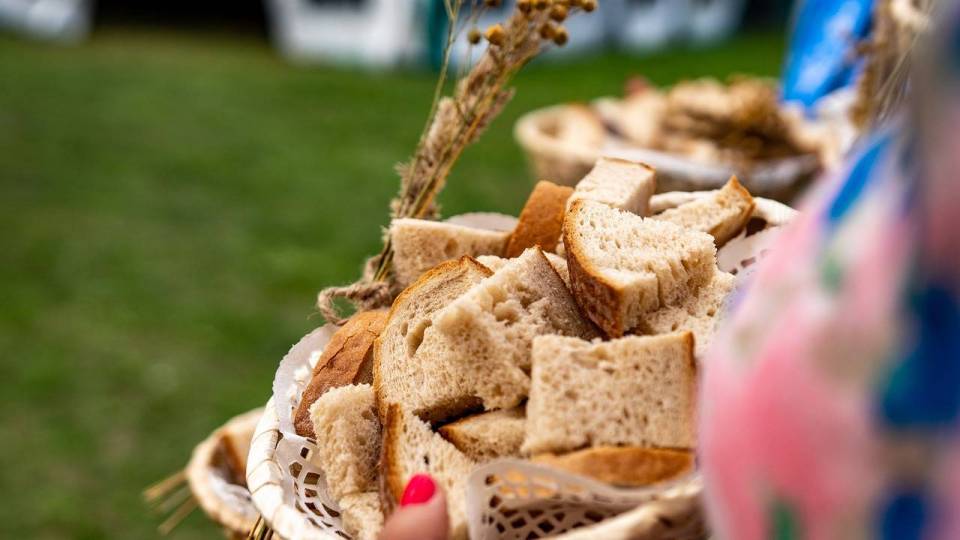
[{"left": 291, "top": 157, "right": 757, "bottom": 539}]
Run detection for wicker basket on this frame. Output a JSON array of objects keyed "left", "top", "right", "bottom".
[
  {"left": 247, "top": 193, "right": 796, "bottom": 540},
  {"left": 186, "top": 407, "right": 264, "bottom": 539},
  {"left": 514, "top": 104, "right": 821, "bottom": 202}
]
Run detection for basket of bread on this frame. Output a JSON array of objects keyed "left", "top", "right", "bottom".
[
  {"left": 515, "top": 77, "right": 834, "bottom": 201},
  {"left": 247, "top": 156, "right": 797, "bottom": 540}
]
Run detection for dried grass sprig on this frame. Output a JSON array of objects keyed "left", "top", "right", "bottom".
[{"left": 318, "top": 0, "right": 592, "bottom": 323}]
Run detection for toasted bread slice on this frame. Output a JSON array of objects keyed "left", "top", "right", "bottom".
[
  {"left": 639, "top": 270, "right": 736, "bottom": 358},
  {"left": 532, "top": 446, "right": 694, "bottom": 487},
  {"left": 567, "top": 157, "right": 656, "bottom": 216},
  {"left": 339, "top": 492, "right": 384, "bottom": 540},
  {"left": 309, "top": 384, "right": 381, "bottom": 500},
  {"left": 374, "top": 257, "right": 492, "bottom": 423},
  {"left": 439, "top": 407, "right": 526, "bottom": 462},
  {"left": 381, "top": 404, "right": 475, "bottom": 539},
  {"left": 652, "top": 176, "right": 756, "bottom": 247},
  {"left": 504, "top": 180, "right": 574, "bottom": 257},
  {"left": 434, "top": 248, "right": 601, "bottom": 411},
  {"left": 390, "top": 218, "right": 508, "bottom": 288},
  {"left": 564, "top": 199, "right": 716, "bottom": 337},
  {"left": 294, "top": 310, "right": 388, "bottom": 437},
  {"left": 523, "top": 333, "right": 697, "bottom": 455}
]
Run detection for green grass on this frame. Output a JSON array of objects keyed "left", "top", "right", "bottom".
[{"left": 0, "top": 28, "right": 784, "bottom": 538}]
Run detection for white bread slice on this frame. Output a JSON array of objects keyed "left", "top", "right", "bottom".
[
  {"left": 523, "top": 332, "right": 697, "bottom": 455},
  {"left": 504, "top": 180, "right": 574, "bottom": 257},
  {"left": 434, "top": 248, "right": 601, "bottom": 411},
  {"left": 439, "top": 407, "right": 526, "bottom": 461},
  {"left": 374, "top": 257, "right": 492, "bottom": 423},
  {"left": 294, "top": 310, "right": 388, "bottom": 438},
  {"left": 639, "top": 270, "right": 735, "bottom": 359},
  {"left": 652, "top": 176, "right": 756, "bottom": 247},
  {"left": 475, "top": 253, "right": 570, "bottom": 288},
  {"left": 339, "top": 492, "right": 384, "bottom": 540},
  {"left": 564, "top": 199, "right": 717, "bottom": 337},
  {"left": 308, "top": 384, "right": 380, "bottom": 500},
  {"left": 382, "top": 404, "right": 475, "bottom": 540},
  {"left": 390, "top": 218, "right": 507, "bottom": 288},
  {"left": 567, "top": 157, "right": 656, "bottom": 216},
  {"left": 531, "top": 446, "right": 694, "bottom": 487}
]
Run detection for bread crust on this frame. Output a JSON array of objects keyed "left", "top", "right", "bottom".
[
  {"left": 372, "top": 256, "right": 492, "bottom": 422},
  {"left": 563, "top": 199, "right": 629, "bottom": 337},
  {"left": 709, "top": 176, "right": 755, "bottom": 246},
  {"left": 294, "top": 310, "right": 389, "bottom": 437},
  {"left": 532, "top": 446, "right": 694, "bottom": 487},
  {"left": 504, "top": 180, "right": 574, "bottom": 257},
  {"left": 379, "top": 403, "right": 406, "bottom": 513}
]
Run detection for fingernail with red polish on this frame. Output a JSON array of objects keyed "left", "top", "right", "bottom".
[{"left": 400, "top": 474, "right": 436, "bottom": 507}]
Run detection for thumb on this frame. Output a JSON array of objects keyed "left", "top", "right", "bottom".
[{"left": 379, "top": 474, "right": 450, "bottom": 540}]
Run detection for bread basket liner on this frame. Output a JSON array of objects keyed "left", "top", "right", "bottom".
[
  {"left": 515, "top": 103, "right": 823, "bottom": 199},
  {"left": 186, "top": 407, "right": 264, "bottom": 537},
  {"left": 247, "top": 197, "right": 796, "bottom": 539}
]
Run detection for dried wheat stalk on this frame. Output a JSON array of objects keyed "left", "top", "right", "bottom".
[{"left": 318, "top": 0, "right": 595, "bottom": 324}]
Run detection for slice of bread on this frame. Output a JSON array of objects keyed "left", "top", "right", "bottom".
[
  {"left": 294, "top": 310, "right": 388, "bottom": 437},
  {"left": 374, "top": 257, "right": 492, "bottom": 423},
  {"left": 567, "top": 157, "right": 656, "bottom": 216},
  {"left": 381, "top": 404, "right": 475, "bottom": 540},
  {"left": 652, "top": 176, "right": 755, "bottom": 247},
  {"left": 434, "top": 248, "right": 601, "bottom": 411},
  {"left": 439, "top": 407, "right": 526, "bottom": 462},
  {"left": 309, "top": 384, "right": 381, "bottom": 500},
  {"left": 639, "top": 270, "right": 736, "bottom": 359},
  {"left": 564, "top": 199, "right": 717, "bottom": 337},
  {"left": 523, "top": 332, "right": 697, "bottom": 455},
  {"left": 476, "top": 253, "right": 570, "bottom": 288},
  {"left": 531, "top": 446, "right": 694, "bottom": 488},
  {"left": 504, "top": 180, "right": 574, "bottom": 257},
  {"left": 390, "top": 218, "right": 508, "bottom": 288},
  {"left": 339, "top": 492, "right": 384, "bottom": 540}
]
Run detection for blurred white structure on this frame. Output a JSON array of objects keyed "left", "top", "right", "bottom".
[
  {"left": 266, "top": 0, "right": 424, "bottom": 66},
  {"left": 686, "top": 0, "right": 749, "bottom": 43},
  {"left": 0, "top": 0, "right": 91, "bottom": 42},
  {"left": 606, "top": 0, "right": 747, "bottom": 51}
]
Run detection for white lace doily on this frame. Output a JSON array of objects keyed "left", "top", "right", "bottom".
[{"left": 248, "top": 198, "right": 795, "bottom": 540}]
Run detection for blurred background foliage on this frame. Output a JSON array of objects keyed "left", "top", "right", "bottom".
[{"left": 0, "top": 4, "right": 784, "bottom": 537}]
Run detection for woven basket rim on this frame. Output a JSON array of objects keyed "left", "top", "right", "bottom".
[{"left": 186, "top": 407, "right": 264, "bottom": 535}]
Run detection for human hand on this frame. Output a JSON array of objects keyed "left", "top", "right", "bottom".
[{"left": 379, "top": 474, "right": 449, "bottom": 540}]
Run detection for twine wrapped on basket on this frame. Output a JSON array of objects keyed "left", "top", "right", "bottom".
[{"left": 246, "top": 192, "right": 797, "bottom": 540}]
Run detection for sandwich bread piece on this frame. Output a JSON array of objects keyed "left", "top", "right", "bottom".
[
  {"left": 523, "top": 332, "right": 697, "bottom": 455},
  {"left": 531, "top": 446, "right": 694, "bottom": 487},
  {"left": 339, "top": 492, "right": 384, "bottom": 540},
  {"left": 652, "top": 176, "right": 755, "bottom": 247},
  {"left": 567, "top": 157, "right": 656, "bottom": 216},
  {"left": 504, "top": 180, "right": 574, "bottom": 257},
  {"left": 294, "top": 310, "right": 388, "bottom": 438},
  {"left": 639, "top": 270, "right": 736, "bottom": 359},
  {"left": 308, "top": 384, "right": 381, "bottom": 500},
  {"left": 374, "top": 256, "right": 492, "bottom": 423},
  {"left": 381, "top": 404, "right": 476, "bottom": 540},
  {"left": 390, "top": 218, "right": 507, "bottom": 288},
  {"left": 434, "top": 247, "right": 601, "bottom": 411},
  {"left": 564, "top": 199, "right": 717, "bottom": 337},
  {"left": 476, "top": 253, "right": 570, "bottom": 288},
  {"left": 439, "top": 407, "right": 526, "bottom": 462}
]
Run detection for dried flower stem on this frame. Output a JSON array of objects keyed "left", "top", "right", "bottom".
[{"left": 319, "top": 0, "right": 590, "bottom": 322}]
